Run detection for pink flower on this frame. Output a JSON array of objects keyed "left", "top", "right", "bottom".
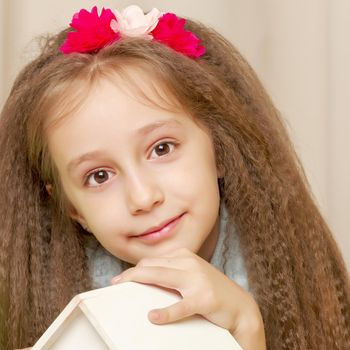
[
  {"left": 60, "top": 6, "right": 120, "bottom": 54},
  {"left": 151, "top": 13, "right": 205, "bottom": 58},
  {"left": 111, "top": 5, "right": 162, "bottom": 39}
]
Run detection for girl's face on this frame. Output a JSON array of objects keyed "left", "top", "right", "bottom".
[{"left": 46, "top": 74, "right": 221, "bottom": 265}]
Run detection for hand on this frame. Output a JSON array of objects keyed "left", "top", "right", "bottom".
[{"left": 111, "top": 248, "right": 266, "bottom": 350}]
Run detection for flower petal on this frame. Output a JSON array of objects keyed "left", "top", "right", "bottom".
[
  {"left": 112, "top": 5, "right": 161, "bottom": 37},
  {"left": 151, "top": 13, "right": 205, "bottom": 58},
  {"left": 60, "top": 6, "right": 120, "bottom": 54}
]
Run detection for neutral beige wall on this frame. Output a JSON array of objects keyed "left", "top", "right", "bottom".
[
  {"left": 1, "top": 0, "right": 349, "bottom": 268},
  {"left": 328, "top": 0, "right": 350, "bottom": 270},
  {"left": 0, "top": 0, "right": 5, "bottom": 102}
]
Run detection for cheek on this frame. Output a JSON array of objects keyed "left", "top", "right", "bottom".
[
  {"left": 186, "top": 139, "right": 218, "bottom": 184},
  {"left": 164, "top": 143, "right": 219, "bottom": 199},
  {"left": 88, "top": 202, "right": 126, "bottom": 235},
  {"left": 67, "top": 187, "right": 125, "bottom": 233}
]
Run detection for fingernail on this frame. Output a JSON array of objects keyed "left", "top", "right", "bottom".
[
  {"left": 149, "top": 310, "right": 160, "bottom": 322},
  {"left": 111, "top": 275, "right": 122, "bottom": 284}
]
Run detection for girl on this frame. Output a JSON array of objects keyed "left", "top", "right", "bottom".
[{"left": 0, "top": 5, "right": 349, "bottom": 350}]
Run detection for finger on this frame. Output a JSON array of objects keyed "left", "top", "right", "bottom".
[
  {"left": 112, "top": 266, "right": 188, "bottom": 290},
  {"left": 136, "top": 256, "right": 193, "bottom": 270},
  {"left": 148, "top": 298, "right": 197, "bottom": 324},
  {"left": 136, "top": 257, "right": 177, "bottom": 267},
  {"left": 160, "top": 247, "right": 194, "bottom": 258},
  {"left": 137, "top": 251, "right": 205, "bottom": 271}
]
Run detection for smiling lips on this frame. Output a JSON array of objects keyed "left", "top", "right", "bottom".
[{"left": 130, "top": 213, "right": 185, "bottom": 243}]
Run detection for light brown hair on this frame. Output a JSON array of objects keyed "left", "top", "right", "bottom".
[{"left": 0, "top": 20, "right": 349, "bottom": 349}]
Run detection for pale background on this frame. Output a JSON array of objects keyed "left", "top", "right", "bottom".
[{"left": 0, "top": 0, "right": 349, "bottom": 269}]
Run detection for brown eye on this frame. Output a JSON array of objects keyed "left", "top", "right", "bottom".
[
  {"left": 94, "top": 170, "right": 108, "bottom": 183},
  {"left": 150, "top": 142, "right": 176, "bottom": 159},
  {"left": 85, "top": 169, "right": 114, "bottom": 187}
]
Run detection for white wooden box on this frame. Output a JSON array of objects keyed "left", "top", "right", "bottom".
[{"left": 32, "top": 282, "right": 242, "bottom": 350}]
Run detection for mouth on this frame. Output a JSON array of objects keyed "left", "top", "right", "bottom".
[{"left": 130, "top": 213, "right": 186, "bottom": 243}]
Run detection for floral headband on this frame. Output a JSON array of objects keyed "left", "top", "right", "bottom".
[{"left": 60, "top": 5, "right": 205, "bottom": 59}]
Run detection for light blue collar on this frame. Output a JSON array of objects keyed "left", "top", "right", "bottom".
[{"left": 210, "top": 204, "right": 249, "bottom": 291}]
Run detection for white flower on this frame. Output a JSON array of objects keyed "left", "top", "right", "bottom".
[{"left": 111, "top": 5, "right": 162, "bottom": 39}]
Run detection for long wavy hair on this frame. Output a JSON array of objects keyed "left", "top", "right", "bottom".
[{"left": 0, "top": 19, "right": 349, "bottom": 350}]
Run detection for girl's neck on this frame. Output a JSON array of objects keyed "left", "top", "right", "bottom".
[{"left": 197, "top": 215, "right": 220, "bottom": 262}]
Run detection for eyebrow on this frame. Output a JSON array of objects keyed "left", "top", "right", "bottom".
[{"left": 66, "top": 119, "right": 182, "bottom": 173}]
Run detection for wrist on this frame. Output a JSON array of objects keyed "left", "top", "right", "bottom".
[{"left": 230, "top": 295, "right": 266, "bottom": 350}]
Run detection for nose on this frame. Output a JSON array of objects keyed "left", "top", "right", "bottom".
[{"left": 124, "top": 170, "right": 164, "bottom": 215}]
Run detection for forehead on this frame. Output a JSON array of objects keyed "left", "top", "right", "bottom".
[
  {"left": 43, "top": 64, "right": 183, "bottom": 136},
  {"left": 58, "top": 77, "right": 185, "bottom": 133},
  {"left": 45, "top": 76, "right": 213, "bottom": 178}
]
